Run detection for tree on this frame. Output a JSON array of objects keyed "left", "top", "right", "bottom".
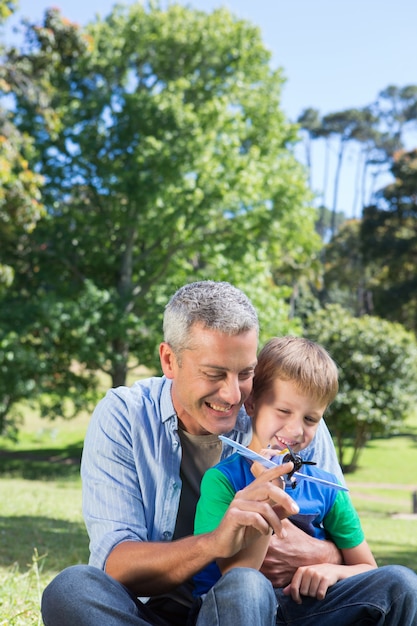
[
  {"left": 295, "top": 86, "right": 417, "bottom": 233},
  {"left": 320, "top": 107, "right": 378, "bottom": 236},
  {"left": 0, "top": 0, "right": 45, "bottom": 290},
  {"left": 374, "top": 84, "right": 417, "bottom": 143},
  {"left": 0, "top": 3, "right": 320, "bottom": 430},
  {"left": 297, "top": 107, "right": 321, "bottom": 188},
  {"left": 0, "top": 0, "right": 52, "bottom": 435},
  {"left": 360, "top": 148, "right": 417, "bottom": 332},
  {"left": 0, "top": 111, "right": 44, "bottom": 288},
  {"left": 306, "top": 305, "right": 417, "bottom": 472},
  {"left": 320, "top": 219, "right": 374, "bottom": 316},
  {"left": 0, "top": 0, "right": 17, "bottom": 22}
]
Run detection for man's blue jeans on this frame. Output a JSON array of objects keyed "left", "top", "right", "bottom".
[{"left": 41, "top": 563, "right": 417, "bottom": 625}]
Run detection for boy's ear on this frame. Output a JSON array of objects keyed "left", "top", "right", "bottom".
[{"left": 244, "top": 392, "right": 255, "bottom": 417}]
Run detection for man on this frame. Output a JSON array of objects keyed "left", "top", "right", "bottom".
[{"left": 41, "top": 281, "right": 417, "bottom": 625}]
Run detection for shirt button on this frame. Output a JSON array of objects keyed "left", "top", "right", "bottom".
[{"left": 162, "top": 531, "right": 172, "bottom": 540}]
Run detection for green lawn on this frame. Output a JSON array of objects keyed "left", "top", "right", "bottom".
[
  {"left": 0, "top": 409, "right": 416, "bottom": 624},
  {"left": 0, "top": 410, "right": 88, "bottom": 624},
  {"left": 346, "top": 432, "right": 417, "bottom": 571}
]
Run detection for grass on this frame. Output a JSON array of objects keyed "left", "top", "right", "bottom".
[
  {"left": 0, "top": 409, "right": 89, "bottom": 624},
  {"left": 0, "top": 408, "right": 416, "bottom": 624},
  {"left": 344, "top": 428, "right": 417, "bottom": 572}
]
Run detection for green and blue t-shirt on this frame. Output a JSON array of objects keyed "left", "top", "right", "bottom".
[{"left": 193, "top": 453, "right": 364, "bottom": 596}]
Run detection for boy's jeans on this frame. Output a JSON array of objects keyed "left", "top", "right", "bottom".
[{"left": 197, "top": 566, "right": 417, "bottom": 625}]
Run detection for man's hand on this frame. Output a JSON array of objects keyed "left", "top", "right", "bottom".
[
  {"left": 211, "top": 461, "right": 299, "bottom": 560},
  {"left": 260, "top": 521, "right": 343, "bottom": 588}
]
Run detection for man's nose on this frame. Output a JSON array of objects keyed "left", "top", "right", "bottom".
[{"left": 219, "top": 375, "right": 241, "bottom": 405}]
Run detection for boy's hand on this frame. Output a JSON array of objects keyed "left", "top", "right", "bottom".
[{"left": 282, "top": 563, "right": 338, "bottom": 603}]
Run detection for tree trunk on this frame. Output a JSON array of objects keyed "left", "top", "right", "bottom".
[{"left": 330, "top": 140, "right": 345, "bottom": 237}]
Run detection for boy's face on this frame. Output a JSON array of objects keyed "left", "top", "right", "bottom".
[{"left": 247, "top": 379, "right": 327, "bottom": 453}]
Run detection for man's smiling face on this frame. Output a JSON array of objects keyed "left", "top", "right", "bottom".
[{"left": 160, "top": 323, "right": 258, "bottom": 435}]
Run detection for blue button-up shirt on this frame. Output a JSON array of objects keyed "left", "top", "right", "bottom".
[{"left": 81, "top": 375, "right": 344, "bottom": 569}]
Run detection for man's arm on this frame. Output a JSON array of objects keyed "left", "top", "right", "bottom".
[
  {"left": 106, "top": 463, "right": 299, "bottom": 596},
  {"left": 260, "top": 518, "right": 343, "bottom": 588},
  {"left": 105, "top": 535, "right": 223, "bottom": 596}
]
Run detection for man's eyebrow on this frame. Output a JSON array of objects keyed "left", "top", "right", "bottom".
[
  {"left": 201, "top": 362, "right": 257, "bottom": 372},
  {"left": 242, "top": 363, "right": 257, "bottom": 371}
]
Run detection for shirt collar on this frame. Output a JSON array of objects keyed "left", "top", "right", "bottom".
[{"left": 160, "top": 377, "right": 176, "bottom": 423}]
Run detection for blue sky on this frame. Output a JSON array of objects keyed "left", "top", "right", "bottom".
[{"left": 7, "top": 0, "right": 417, "bottom": 215}]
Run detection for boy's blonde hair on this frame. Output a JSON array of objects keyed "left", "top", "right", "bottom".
[{"left": 252, "top": 336, "right": 339, "bottom": 407}]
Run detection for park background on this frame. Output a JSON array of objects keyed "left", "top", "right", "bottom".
[{"left": 1, "top": 0, "right": 417, "bottom": 623}]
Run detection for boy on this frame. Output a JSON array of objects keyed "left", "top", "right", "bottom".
[{"left": 194, "top": 336, "right": 378, "bottom": 614}]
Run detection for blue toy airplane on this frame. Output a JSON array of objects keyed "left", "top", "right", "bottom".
[{"left": 219, "top": 435, "right": 348, "bottom": 492}]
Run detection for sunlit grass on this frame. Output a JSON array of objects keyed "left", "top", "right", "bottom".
[
  {"left": 0, "top": 551, "right": 44, "bottom": 626},
  {"left": 344, "top": 413, "right": 417, "bottom": 571},
  {"left": 0, "top": 408, "right": 416, "bottom": 623},
  {"left": 0, "top": 478, "right": 88, "bottom": 624}
]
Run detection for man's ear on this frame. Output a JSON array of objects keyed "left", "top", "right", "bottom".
[
  {"left": 244, "top": 392, "right": 256, "bottom": 417},
  {"left": 159, "top": 342, "right": 176, "bottom": 379}
]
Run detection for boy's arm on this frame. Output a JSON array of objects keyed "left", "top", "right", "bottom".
[
  {"left": 218, "top": 531, "right": 272, "bottom": 574},
  {"left": 282, "top": 539, "right": 377, "bottom": 604},
  {"left": 216, "top": 461, "right": 296, "bottom": 576},
  {"left": 196, "top": 460, "right": 297, "bottom": 583}
]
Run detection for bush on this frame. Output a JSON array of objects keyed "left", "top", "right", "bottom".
[{"left": 306, "top": 304, "right": 417, "bottom": 471}]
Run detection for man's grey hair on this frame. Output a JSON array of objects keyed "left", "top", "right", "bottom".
[{"left": 163, "top": 281, "right": 259, "bottom": 357}]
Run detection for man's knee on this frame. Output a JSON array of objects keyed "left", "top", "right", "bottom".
[
  {"left": 197, "top": 568, "right": 276, "bottom": 626},
  {"left": 214, "top": 567, "right": 276, "bottom": 613},
  {"left": 41, "top": 565, "right": 107, "bottom": 624},
  {"left": 221, "top": 567, "right": 274, "bottom": 596},
  {"left": 43, "top": 565, "right": 100, "bottom": 599}
]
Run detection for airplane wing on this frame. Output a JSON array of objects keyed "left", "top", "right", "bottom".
[{"left": 219, "top": 435, "right": 348, "bottom": 493}]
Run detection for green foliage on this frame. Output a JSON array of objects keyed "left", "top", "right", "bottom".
[
  {"left": 0, "top": 287, "right": 102, "bottom": 435},
  {"left": 314, "top": 204, "right": 348, "bottom": 242},
  {"left": 0, "top": 0, "right": 46, "bottom": 291},
  {"left": 361, "top": 148, "right": 417, "bottom": 332},
  {"left": 0, "top": 2, "right": 320, "bottom": 430},
  {"left": 321, "top": 219, "right": 374, "bottom": 316},
  {"left": 306, "top": 304, "right": 417, "bottom": 471},
  {"left": 376, "top": 85, "right": 417, "bottom": 138},
  {"left": 0, "top": 0, "right": 17, "bottom": 23}
]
